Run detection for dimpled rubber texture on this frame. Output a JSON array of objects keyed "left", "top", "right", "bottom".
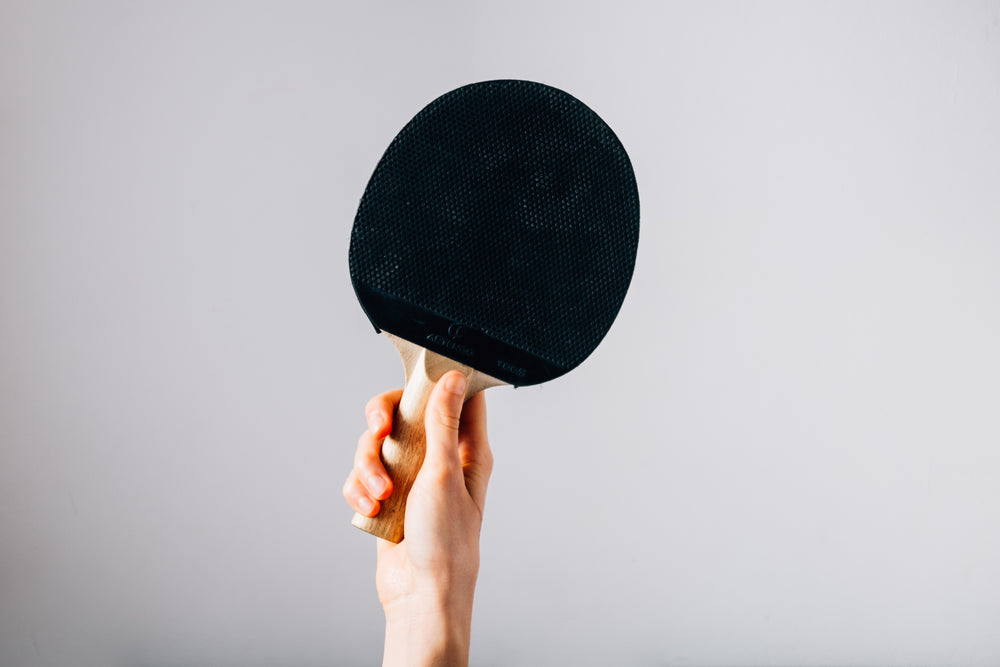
[{"left": 349, "top": 79, "right": 639, "bottom": 383}]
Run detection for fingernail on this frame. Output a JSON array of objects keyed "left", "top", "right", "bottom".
[
  {"left": 445, "top": 373, "right": 467, "bottom": 396},
  {"left": 366, "top": 411, "right": 384, "bottom": 434},
  {"left": 367, "top": 474, "right": 388, "bottom": 497},
  {"left": 358, "top": 495, "right": 375, "bottom": 515}
]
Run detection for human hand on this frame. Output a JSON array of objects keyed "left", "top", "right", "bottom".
[{"left": 343, "top": 371, "right": 493, "bottom": 666}]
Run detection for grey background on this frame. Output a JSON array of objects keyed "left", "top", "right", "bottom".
[{"left": 2, "top": 2, "right": 999, "bottom": 665}]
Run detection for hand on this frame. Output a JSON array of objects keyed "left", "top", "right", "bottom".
[{"left": 343, "top": 371, "right": 493, "bottom": 666}]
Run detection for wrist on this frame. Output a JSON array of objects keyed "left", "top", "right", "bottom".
[{"left": 382, "top": 596, "right": 473, "bottom": 667}]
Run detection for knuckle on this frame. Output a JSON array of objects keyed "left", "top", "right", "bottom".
[
  {"left": 364, "top": 393, "right": 387, "bottom": 415},
  {"left": 354, "top": 432, "right": 379, "bottom": 467},
  {"left": 421, "top": 464, "right": 456, "bottom": 489},
  {"left": 434, "top": 407, "right": 461, "bottom": 432},
  {"left": 342, "top": 474, "right": 357, "bottom": 500},
  {"left": 365, "top": 389, "right": 400, "bottom": 416}
]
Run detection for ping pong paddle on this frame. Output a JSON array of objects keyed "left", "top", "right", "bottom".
[{"left": 349, "top": 79, "right": 639, "bottom": 542}]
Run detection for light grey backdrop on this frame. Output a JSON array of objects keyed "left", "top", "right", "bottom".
[{"left": 2, "top": 2, "right": 999, "bottom": 665}]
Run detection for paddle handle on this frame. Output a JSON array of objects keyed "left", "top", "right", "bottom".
[{"left": 351, "top": 336, "right": 503, "bottom": 543}]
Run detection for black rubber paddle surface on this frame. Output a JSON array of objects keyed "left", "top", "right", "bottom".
[{"left": 350, "top": 78, "right": 639, "bottom": 384}]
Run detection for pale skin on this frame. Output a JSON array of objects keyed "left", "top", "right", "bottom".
[{"left": 343, "top": 371, "right": 493, "bottom": 667}]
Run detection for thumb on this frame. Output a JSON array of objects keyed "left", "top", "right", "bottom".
[{"left": 420, "top": 370, "right": 467, "bottom": 478}]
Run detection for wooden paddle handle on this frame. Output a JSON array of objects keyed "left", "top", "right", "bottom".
[{"left": 351, "top": 336, "right": 502, "bottom": 543}]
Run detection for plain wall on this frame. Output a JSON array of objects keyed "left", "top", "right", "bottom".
[{"left": 2, "top": 2, "right": 999, "bottom": 665}]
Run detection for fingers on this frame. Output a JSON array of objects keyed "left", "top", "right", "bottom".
[
  {"left": 343, "top": 470, "right": 379, "bottom": 516},
  {"left": 365, "top": 389, "right": 402, "bottom": 439},
  {"left": 354, "top": 428, "right": 393, "bottom": 496},
  {"left": 458, "top": 391, "right": 493, "bottom": 513},
  {"left": 344, "top": 388, "right": 403, "bottom": 516},
  {"left": 458, "top": 391, "right": 488, "bottom": 449},
  {"left": 421, "top": 371, "right": 468, "bottom": 479},
  {"left": 343, "top": 430, "right": 390, "bottom": 516}
]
